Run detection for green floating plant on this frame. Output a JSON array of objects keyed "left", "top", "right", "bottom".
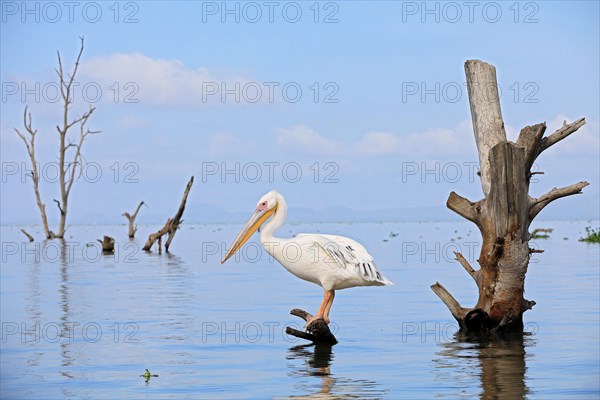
[
  {"left": 140, "top": 369, "right": 159, "bottom": 382},
  {"left": 579, "top": 226, "right": 600, "bottom": 243}
]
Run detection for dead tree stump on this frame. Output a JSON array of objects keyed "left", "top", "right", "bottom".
[
  {"left": 143, "top": 177, "right": 194, "bottom": 253},
  {"left": 431, "top": 60, "right": 588, "bottom": 332},
  {"left": 123, "top": 201, "right": 145, "bottom": 238},
  {"left": 286, "top": 308, "right": 338, "bottom": 345},
  {"left": 98, "top": 236, "right": 115, "bottom": 253}
]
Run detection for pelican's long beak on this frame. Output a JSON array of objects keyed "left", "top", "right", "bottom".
[{"left": 221, "top": 205, "right": 277, "bottom": 264}]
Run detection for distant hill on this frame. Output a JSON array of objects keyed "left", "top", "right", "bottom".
[{"left": 3, "top": 201, "right": 597, "bottom": 226}]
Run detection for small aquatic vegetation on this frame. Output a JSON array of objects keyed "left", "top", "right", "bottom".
[
  {"left": 140, "top": 369, "right": 158, "bottom": 382},
  {"left": 579, "top": 226, "right": 600, "bottom": 243},
  {"left": 531, "top": 228, "right": 553, "bottom": 239}
]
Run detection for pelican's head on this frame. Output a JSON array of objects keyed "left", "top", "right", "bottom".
[{"left": 221, "top": 190, "right": 280, "bottom": 264}]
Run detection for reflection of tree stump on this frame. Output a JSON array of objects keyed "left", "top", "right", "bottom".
[
  {"left": 98, "top": 236, "right": 115, "bottom": 253},
  {"left": 285, "top": 308, "right": 338, "bottom": 345},
  {"left": 436, "top": 331, "right": 529, "bottom": 399}
]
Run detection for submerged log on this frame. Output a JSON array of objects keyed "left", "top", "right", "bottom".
[
  {"left": 143, "top": 177, "right": 194, "bottom": 253},
  {"left": 431, "top": 60, "right": 588, "bottom": 332},
  {"left": 285, "top": 308, "right": 338, "bottom": 345},
  {"left": 98, "top": 235, "right": 115, "bottom": 252}
]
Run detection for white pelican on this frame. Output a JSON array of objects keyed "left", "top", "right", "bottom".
[{"left": 221, "top": 190, "right": 393, "bottom": 325}]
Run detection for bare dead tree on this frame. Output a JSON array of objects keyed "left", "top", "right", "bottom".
[
  {"left": 14, "top": 37, "right": 98, "bottom": 239},
  {"left": 143, "top": 177, "right": 194, "bottom": 253},
  {"left": 123, "top": 201, "right": 145, "bottom": 238},
  {"left": 431, "top": 60, "right": 588, "bottom": 332}
]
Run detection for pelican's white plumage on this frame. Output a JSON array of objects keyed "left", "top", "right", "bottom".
[{"left": 222, "top": 190, "right": 393, "bottom": 324}]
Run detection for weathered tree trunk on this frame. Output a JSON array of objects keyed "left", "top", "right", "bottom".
[
  {"left": 143, "top": 177, "right": 194, "bottom": 253},
  {"left": 123, "top": 201, "right": 145, "bottom": 238},
  {"left": 432, "top": 60, "right": 588, "bottom": 332}
]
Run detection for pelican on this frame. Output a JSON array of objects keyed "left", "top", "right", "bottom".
[{"left": 221, "top": 190, "right": 393, "bottom": 325}]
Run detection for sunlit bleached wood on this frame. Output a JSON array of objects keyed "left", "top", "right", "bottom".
[
  {"left": 432, "top": 60, "right": 588, "bottom": 332},
  {"left": 464, "top": 60, "right": 507, "bottom": 196}
]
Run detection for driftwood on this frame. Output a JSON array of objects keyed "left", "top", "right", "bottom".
[
  {"left": 143, "top": 177, "right": 194, "bottom": 253},
  {"left": 98, "top": 236, "right": 115, "bottom": 253},
  {"left": 123, "top": 201, "right": 145, "bottom": 238},
  {"left": 20, "top": 228, "right": 34, "bottom": 242},
  {"left": 285, "top": 308, "right": 338, "bottom": 345},
  {"left": 431, "top": 60, "right": 588, "bottom": 332}
]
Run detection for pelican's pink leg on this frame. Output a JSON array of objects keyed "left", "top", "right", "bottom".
[
  {"left": 306, "top": 290, "right": 333, "bottom": 329},
  {"left": 322, "top": 290, "right": 335, "bottom": 324}
]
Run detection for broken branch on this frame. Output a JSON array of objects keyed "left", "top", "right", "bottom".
[
  {"left": 529, "top": 181, "right": 589, "bottom": 220},
  {"left": 447, "top": 192, "right": 480, "bottom": 224},
  {"left": 20, "top": 229, "right": 34, "bottom": 242},
  {"left": 431, "top": 282, "right": 468, "bottom": 325},
  {"left": 53, "top": 199, "right": 65, "bottom": 215},
  {"left": 454, "top": 251, "right": 480, "bottom": 284},
  {"left": 541, "top": 118, "right": 586, "bottom": 151}
]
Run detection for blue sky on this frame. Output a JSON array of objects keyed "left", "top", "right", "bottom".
[{"left": 1, "top": 1, "right": 598, "bottom": 223}]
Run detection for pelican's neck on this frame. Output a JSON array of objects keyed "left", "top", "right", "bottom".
[{"left": 260, "top": 193, "right": 287, "bottom": 244}]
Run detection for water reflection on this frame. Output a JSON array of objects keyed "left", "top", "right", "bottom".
[
  {"left": 434, "top": 331, "right": 535, "bottom": 399},
  {"left": 284, "top": 344, "right": 384, "bottom": 399}
]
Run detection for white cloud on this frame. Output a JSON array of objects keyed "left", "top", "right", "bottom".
[
  {"left": 81, "top": 53, "right": 249, "bottom": 106},
  {"left": 276, "top": 125, "right": 343, "bottom": 156},
  {"left": 276, "top": 116, "right": 598, "bottom": 160},
  {"left": 276, "top": 120, "right": 477, "bottom": 158},
  {"left": 354, "top": 131, "right": 403, "bottom": 156}
]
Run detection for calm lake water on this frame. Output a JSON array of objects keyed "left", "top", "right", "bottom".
[{"left": 1, "top": 220, "right": 599, "bottom": 399}]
